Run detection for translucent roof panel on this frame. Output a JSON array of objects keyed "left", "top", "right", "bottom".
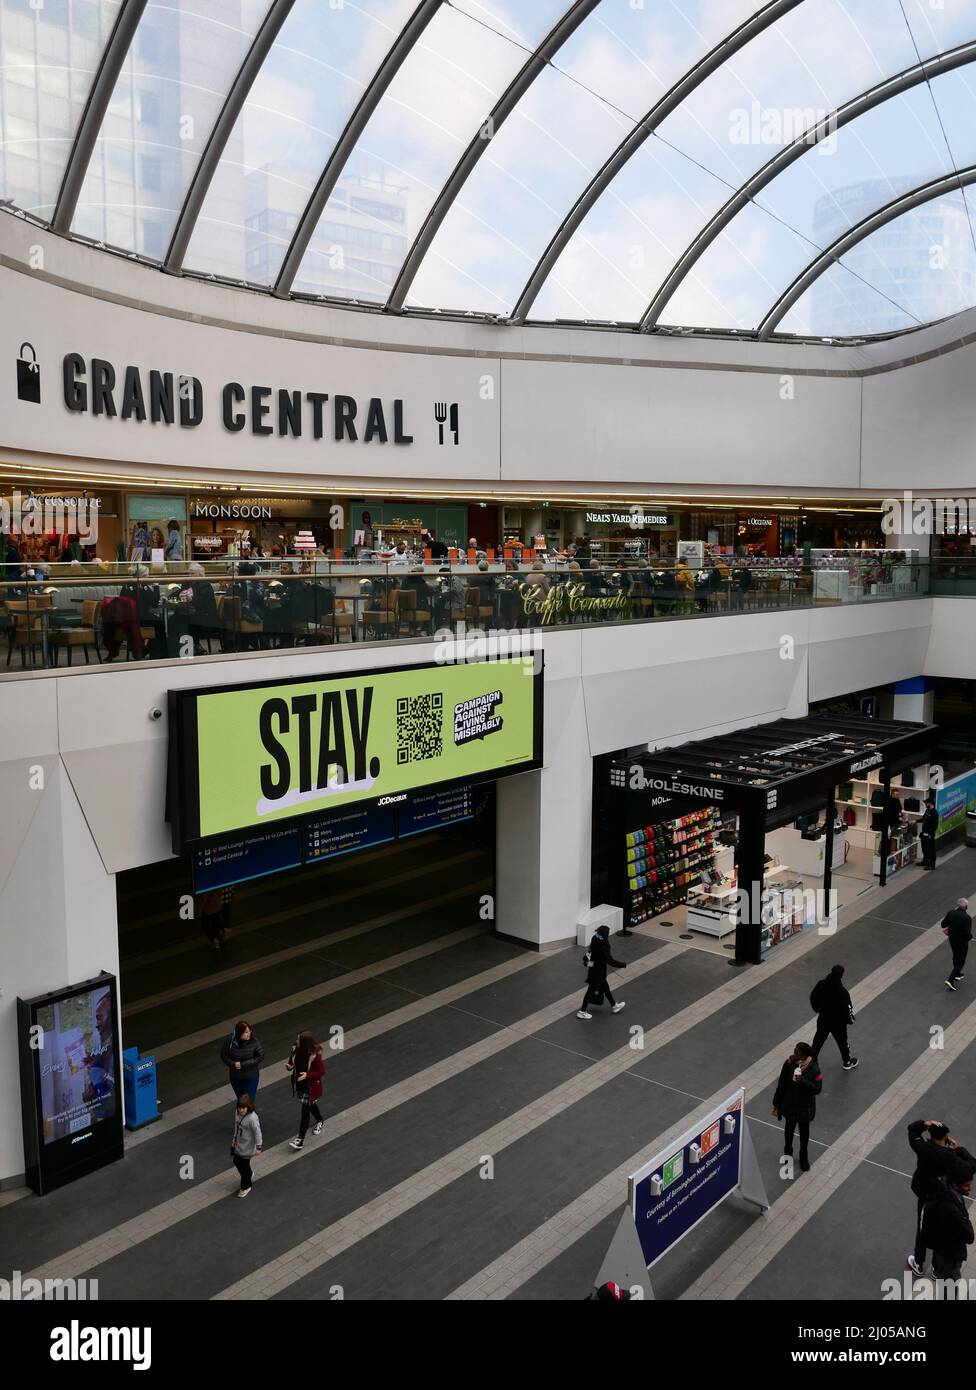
[
  {"left": 406, "top": 0, "right": 764, "bottom": 314},
  {"left": 778, "top": 190, "right": 976, "bottom": 336},
  {"left": 447, "top": 0, "right": 571, "bottom": 50},
  {"left": 72, "top": 1, "right": 271, "bottom": 259},
  {"left": 531, "top": 134, "right": 735, "bottom": 322},
  {"left": 182, "top": 0, "right": 418, "bottom": 285},
  {"left": 290, "top": 3, "right": 530, "bottom": 302},
  {"left": 924, "top": 64, "right": 976, "bottom": 171},
  {"left": 660, "top": 200, "right": 819, "bottom": 329},
  {"left": 0, "top": 0, "right": 120, "bottom": 221},
  {"left": 901, "top": 0, "right": 976, "bottom": 58},
  {"left": 653, "top": 0, "right": 921, "bottom": 194}
]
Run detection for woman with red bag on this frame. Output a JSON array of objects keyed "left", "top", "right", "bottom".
[{"left": 286, "top": 1031, "right": 325, "bottom": 1151}]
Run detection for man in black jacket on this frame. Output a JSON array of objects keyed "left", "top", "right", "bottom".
[
  {"left": 907, "top": 1118, "right": 976, "bottom": 1275},
  {"left": 577, "top": 924, "right": 627, "bottom": 1020},
  {"left": 943, "top": 898, "right": 972, "bottom": 991},
  {"left": 919, "top": 795, "right": 939, "bottom": 869},
  {"left": 772, "top": 1042, "right": 822, "bottom": 1172},
  {"left": 923, "top": 1167, "right": 975, "bottom": 1292},
  {"left": 810, "top": 964, "right": 859, "bottom": 1070}
]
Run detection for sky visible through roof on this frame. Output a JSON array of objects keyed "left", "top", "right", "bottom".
[{"left": 1, "top": 0, "right": 975, "bottom": 339}]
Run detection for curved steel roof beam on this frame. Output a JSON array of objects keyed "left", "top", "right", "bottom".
[
  {"left": 509, "top": 0, "right": 805, "bottom": 324},
  {"left": 164, "top": 0, "right": 298, "bottom": 273},
  {"left": 385, "top": 0, "right": 601, "bottom": 313},
  {"left": 641, "top": 37, "right": 976, "bottom": 331},
  {"left": 52, "top": 0, "right": 149, "bottom": 234},
  {"left": 757, "top": 165, "right": 976, "bottom": 339},
  {"left": 273, "top": 0, "right": 442, "bottom": 299}
]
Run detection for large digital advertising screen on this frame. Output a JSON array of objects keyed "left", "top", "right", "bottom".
[
  {"left": 169, "top": 659, "right": 543, "bottom": 850},
  {"left": 18, "top": 972, "right": 124, "bottom": 1195}
]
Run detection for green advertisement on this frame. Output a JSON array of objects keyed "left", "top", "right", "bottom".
[{"left": 179, "top": 660, "right": 542, "bottom": 843}]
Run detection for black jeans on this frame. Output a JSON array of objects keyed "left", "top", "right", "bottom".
[
  {"left": 784, "top": 1118, "right": 810, "bottom": 1154},
  {"left": 812, "top": 1020, "right": 851, "bottom": 1064},
  {"left": 581, "top": 980, "right": 615, "bottom": 1011},
  {"left": 233, "top": 1154, "right": 252, "bottom": 1192},
  {"left": 914, "top": 1196, "right": 928, "bottom": 1268},
  {"left": 950, "top": 942, "right": 969, "bottom": 982},
  {"left": 298, "top": 1101, "right": 323, "bottom": 1140},
  {"left": 921, "top": 833, "right": 937, "bottom": 868}
]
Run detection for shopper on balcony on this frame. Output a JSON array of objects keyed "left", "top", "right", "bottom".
[
  {"left": 772, "top": 1042, "right": 822, "bottom": 1171},
  {"left": 810, "top": 964, "right": 858, "bottom": 1070}
]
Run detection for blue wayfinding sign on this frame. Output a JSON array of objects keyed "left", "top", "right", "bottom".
[
  {"left": 630, "top": 1089, "right": 745, "bottom": 1268},
  {"left": 192, "top": 826, "right": 303, "bottom": 892}
]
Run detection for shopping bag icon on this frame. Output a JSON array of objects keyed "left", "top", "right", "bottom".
[{"left": 16, "top": 342, "right": 40, "bottom": 403}]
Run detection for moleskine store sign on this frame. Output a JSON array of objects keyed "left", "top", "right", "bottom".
[{"left": 168, "top": 658, "right": 544, "bottom": 852}]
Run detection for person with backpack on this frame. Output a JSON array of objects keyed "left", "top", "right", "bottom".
[
  {"left": 220, "top": 1020, "right": 265, "bottom": 1103},
  {"left": 943, "top": 897, "right": 972, "bottom": 991},
  {"left": 907, "top": 1119, "right": 976, "bottom": 1275},
  {"left": 921, "top": 1165, "right": 975, "bottom": 1292},
  {"left": 286, "top": 1031, "right": 325, "bottom": 1151},
  {"left": 810, "top": 964, "right": 858, "bottom": 1070},
  {"left": 771, "top": 1042, "right": 822, "bottom": 1171},
  {"left": 577, "top": 924, "right": 627, "bottom": 1020},
  {"left": 230, "top": 1094, "right": 262, "bottom": 1198}
]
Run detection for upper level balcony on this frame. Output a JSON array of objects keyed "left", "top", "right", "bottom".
[{"left": 0, "top": 549, "right": 939, "bottom": 675}]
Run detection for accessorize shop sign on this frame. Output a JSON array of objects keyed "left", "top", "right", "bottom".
[{"left": 168, "top": 659, "right": 543, "bottom": 848}]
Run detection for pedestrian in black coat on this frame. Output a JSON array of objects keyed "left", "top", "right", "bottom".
[
  {"left": 919, "top": 796, "right": 939, "bottom": 869},
  {"left": 907, "top": 1119, "right": 976, "bottom": 1275},
  {"left": 577, "top": 924, "right": 627, "bottom": 1020},
  {"left": 810, "top": 964, "right": 858, "bottom": 1070},
  {"left": 923, "top": 1169, "right": 975, "bottom": 1291},
  {"left": 943, "top": 898, "right": 972, "bottom": 991},
  {"left": 772, "top": 1042, "right": 822, "bottom": 1171}
]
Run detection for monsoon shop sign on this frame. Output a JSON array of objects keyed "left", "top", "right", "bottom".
[{"left": 168, "top": 660, "right": 543, "bottom": 848}]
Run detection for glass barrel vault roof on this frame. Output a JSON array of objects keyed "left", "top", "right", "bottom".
[{"left": 2, "top": 0, "right": 976, "bottom": 341}]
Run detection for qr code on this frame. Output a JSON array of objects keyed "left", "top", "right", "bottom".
[{"left": 396, "top": 693, "right": 444, "bottom": 764}]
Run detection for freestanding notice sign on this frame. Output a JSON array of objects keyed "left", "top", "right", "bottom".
[{"left": 595, "top": 1089, "right": 768, "bottom": 1300}]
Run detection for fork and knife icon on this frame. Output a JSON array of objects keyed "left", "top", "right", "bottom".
[{"left": 435, "top": 401, "right": 459, "bottom": 445}]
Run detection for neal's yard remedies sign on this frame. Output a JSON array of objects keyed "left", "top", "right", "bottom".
[{"left": 168, "top": 660, "right": 543, "bottom": 850}]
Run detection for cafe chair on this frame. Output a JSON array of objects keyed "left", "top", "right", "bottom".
[
  {"left": 464, "top": 585, "right": 493, "bottom": 630},
  {"left": 363, "top": 589, "right": 397, "bottom": 638},
  {"left": 216, "top": 593, "right": 264, "bottom": 649},
  {"left": 5, "top": 595, "right": 54, "bottom": 667},
  {"left": 394, "top": 587, "right": 432, "bottom": 636},
  {"left": 49, "top": 598, "right": 102, "bottom": 666}
]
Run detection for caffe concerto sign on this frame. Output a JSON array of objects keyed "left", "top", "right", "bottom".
[
  {"left": 61, "top": 354, "right": 415, "bottom": 444},
  {"left": 520, "top": 582, "right": 628, "bottom": 624}
]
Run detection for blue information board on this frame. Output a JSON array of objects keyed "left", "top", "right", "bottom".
[
  {"left": 630, "top": 1090, "right": 744, "bottom": 1268},
  {"left": 304, "top": 804, "right": 396, "bottom": 862},
  {"left": 399, "top": 785, "right": 475, "bottom": 839},
  {"left": 192, "top": 826, "right": 303, "bottom": 892}
]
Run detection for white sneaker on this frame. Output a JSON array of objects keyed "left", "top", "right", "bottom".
[
  {"left": 907, "top": 1256, "right": 924, "bottom": 1276},
  {"left": 612, "top": 1002, "right": 626, "bottom": 1014},
  {"left": 237, "top": 1188, "right": 251, "bottom": 1198},
  {"left": 577, "top": 1010, "right": 592, "bottom": 1020},
  {"left": 289, "top": 1137, "right": 304, "bottom": 1150},
  {"left": 312, "top": 1121, "right": 324, "bottom": 1136}
]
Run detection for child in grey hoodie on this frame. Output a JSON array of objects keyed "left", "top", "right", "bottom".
[{"left": 231, "top": 1095, "right": 263, "bottom": 1197}]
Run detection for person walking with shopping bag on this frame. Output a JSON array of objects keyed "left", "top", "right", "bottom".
[
  {"left": 943, "top": 898, "right": 972, "bottom": 991},
  {"left": 810, "top": 964, "right": 858, "bottom": 1070},
  {"left": 286, "top": 1031, "right": 325, "bottom": 1151},
  {"left": 230, "top": 1094, "right": 262, "bottom": 1198},
  {"left": 577, "top": 924, "right": 626, "bottom": 1020},
  {"left": 772, "top": 1042, "right": 822, "bottom": 1172}
]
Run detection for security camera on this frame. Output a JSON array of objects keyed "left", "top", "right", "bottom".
[{"left": 149, "top": 707, "right": 163, "bottom": 722}]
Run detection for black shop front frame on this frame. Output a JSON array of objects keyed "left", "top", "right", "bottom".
[{"left": 608, "top": 716, "right": 937, "bottom": 964}]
